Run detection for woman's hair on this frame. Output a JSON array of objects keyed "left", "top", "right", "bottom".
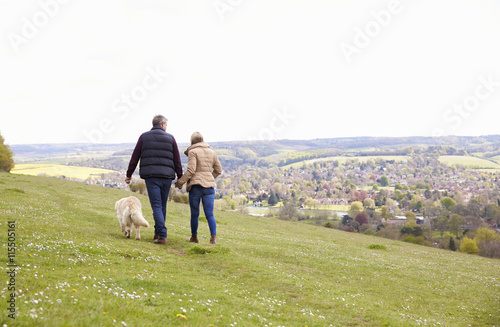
[
  {"left": 152, "top": 115, "right": 168, "bottom": 126},
  {"left": 191, "top": 132, "right": 204, "bottom": 145}
]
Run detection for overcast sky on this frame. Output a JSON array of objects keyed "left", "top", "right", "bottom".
[{"left": 1, "top": 0, "right": 500, "bottom": 145}]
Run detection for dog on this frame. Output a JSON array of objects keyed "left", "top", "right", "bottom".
[{"left": 114, "top": 196, "right": 149, "bottom": 240}]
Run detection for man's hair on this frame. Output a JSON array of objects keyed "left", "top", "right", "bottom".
[
  {"left": 152, "top": 115, "right": 168, "bottom": 126},
  {"left": 191, "top": 132, "right": 204, "bottom": 145}
]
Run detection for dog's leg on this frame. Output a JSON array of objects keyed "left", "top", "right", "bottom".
[
  {"left": 126, "top": 223, "right": 131, "bottom": 238},
  {"left": 119, "top": 215, "right": 127, "bottom": 236},
  {"left": 135, "top": 225, "right": 141, "bottom": 240}
]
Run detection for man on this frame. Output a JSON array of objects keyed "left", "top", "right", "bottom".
[{"left": 125, "top": 115, "right": 183, "bottom": 246}]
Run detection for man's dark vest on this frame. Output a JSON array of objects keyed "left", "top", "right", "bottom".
[{"left": 139, "top": 126, "right": 176, "bottom": 179}]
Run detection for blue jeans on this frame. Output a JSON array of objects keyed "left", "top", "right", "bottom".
[
  {"left": 145, "top": 178, "right": 172, "bottom": 238},
  {"left": 189, "top": 185, "right": 216, "bottom": 236}
]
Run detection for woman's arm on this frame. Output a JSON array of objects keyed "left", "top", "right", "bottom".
[
  {"left": 212, "top": 154, "right": 222, "bottom": 179},
  {"left": 176, "top": 151, "right": 197, "bottom": 186}
]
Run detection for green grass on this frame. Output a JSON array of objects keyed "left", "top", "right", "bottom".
[
  {"left": 438, "top": 155, "right": 500, "bottom": 170},
  {"left": 1, "top": 173, "right": 500, "bottom": 326},
  {"left": 11, "top": 164, "right": 116, "bottom": 180},
  {"left": 367, "top": 244, "right": 387, "bottom": 250},
  {"left": 490, "top": 155, "right": 500, "bottom": 165},
  {"left": 317, "top": 204, "right": 351, "bottom": 211}
]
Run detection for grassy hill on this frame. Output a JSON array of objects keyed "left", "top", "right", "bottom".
[{"left": 1, "top": 173, "right": 499, "bottom": 326}]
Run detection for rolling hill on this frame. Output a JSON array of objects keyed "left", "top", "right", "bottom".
[{"left": 10, "top": 135, "right": 500, "bottom": 171}]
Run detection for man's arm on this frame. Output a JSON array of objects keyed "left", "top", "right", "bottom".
[
  {"left": 172, "top": 138, "right": 183, "bottom": 179},
  {"left": 125, "top": 135, "right": 142, "bottom": 184}
]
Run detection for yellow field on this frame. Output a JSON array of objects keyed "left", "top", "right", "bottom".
[{"left": 11, "top": 164, "right": 116, "bottom": 180}]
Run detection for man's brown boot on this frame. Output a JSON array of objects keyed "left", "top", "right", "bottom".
[
  {"left": 210, "top": 235, "right": 217, "bottom": 244},
  {"left": 154, "top": 238, "right": 167, "bottom": 245},
  {"left": 187, "top": 235, "right": 199, "bottom": 243}
]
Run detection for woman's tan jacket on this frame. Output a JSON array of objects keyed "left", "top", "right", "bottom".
[{"left": 176, "top": 142, "right": 222, "bottom": 192}]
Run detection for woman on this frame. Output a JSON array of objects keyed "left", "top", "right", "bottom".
[{"left": 175, "top": 132, "right": 222, "bottom": 244}]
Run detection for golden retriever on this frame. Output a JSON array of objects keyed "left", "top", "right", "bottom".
[{"left": 114, "top": 196, "right": 149, "bottom": 240}]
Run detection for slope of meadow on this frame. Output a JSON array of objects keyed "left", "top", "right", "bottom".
[{"left": 1, "top": 173, "right": 499, "bottom": 326}]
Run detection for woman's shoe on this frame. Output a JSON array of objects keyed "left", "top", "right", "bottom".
[
  {"left": 187, "top": 235, "right": 199, "bottom": 243},
  {"left": 210, "top": 235, "right": 217, "bottom": 244}
]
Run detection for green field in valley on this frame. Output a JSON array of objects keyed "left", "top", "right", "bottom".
[
  {"left": 438, "top": 156, "right": 500, "bottom": 170},
  {"left": 489, "top": 155, "right": 500, "bottom": 165},
  {"left": 11, "top": 164, "right": 116, "bottom": 180},
  {"left": 1, "top": 173, "right": 499, "bottom": 326}
]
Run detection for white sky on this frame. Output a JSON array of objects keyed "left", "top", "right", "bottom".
[{"left": 1, "top": 0, "right": 500, "bottom": 145}]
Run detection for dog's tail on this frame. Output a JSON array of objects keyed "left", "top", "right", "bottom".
[{"left": 131, "top": 209, "right": 149, "bottom": 228}]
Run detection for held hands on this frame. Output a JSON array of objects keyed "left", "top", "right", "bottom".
[
  {"left": 175, "top": 180, "right": 183, "bottom": 189},
  {"left": 125, "top": 177, "right": 131, "bottom": 184}
]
